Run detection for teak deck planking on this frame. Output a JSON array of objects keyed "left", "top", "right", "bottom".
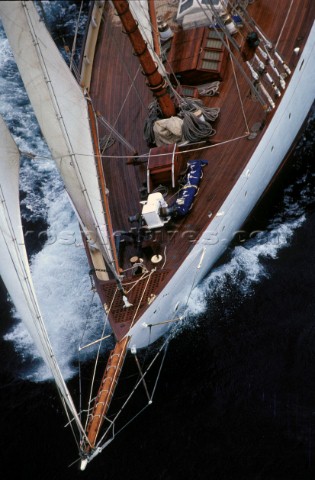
[{"left": 88, "top": 0, "right": 314, "bottom": 338}]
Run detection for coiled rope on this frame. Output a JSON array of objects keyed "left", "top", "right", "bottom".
[
  {"left": 197, "top": 81, "right": 220, "bottom": 97},
  {"left": 143, "top": 100, "right": 163, "bottom": 146},
  {"left": 178, "top": 97, "right": 220, "bottom": 142},
  {"left": 144, "top": 97, "right": 220, "bottom": 145}
]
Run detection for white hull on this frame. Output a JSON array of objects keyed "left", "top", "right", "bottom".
[{"left": 129, "top": 21, "right": 315, "bottom": 349}]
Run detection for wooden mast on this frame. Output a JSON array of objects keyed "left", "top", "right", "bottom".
[{"left": 112, "top": 0, "right": 176, "bottom": 118}]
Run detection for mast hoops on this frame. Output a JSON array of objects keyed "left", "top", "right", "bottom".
[{"left": 112, "top": 0, "right": 176, "bottom": 118}]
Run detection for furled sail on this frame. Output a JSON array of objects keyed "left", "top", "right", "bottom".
[
  {"left": 129, "top": 1, "right": 155, "bottom": 52},
  {"left": 0, "top": 1, "right": 117, "bottom": 276},
  {"left": 0, "top": 115, "right": 86, "bottom": 440},
  {"left": 129, "top": 0, "right": 166, "bottom": 74}
]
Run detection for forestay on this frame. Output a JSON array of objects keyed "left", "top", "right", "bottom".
[
  {"left": 0, "top": 1, "right": 116, "bottom": 276},
  {"left": 0, "top": 115, "right": 86, "bottom": 439}
]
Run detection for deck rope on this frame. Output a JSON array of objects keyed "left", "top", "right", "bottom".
[
  {"left": 123, "top": 271, "right": 152, "bottom": 294},
  {"left": 179, "top": 98, "right": 220, "bottom": 142},
  {"left": 129, "top": 269, "right": 156, "bottom": 328},
  {"left": 197, "top": 81, "right": 220, "bottom": 97}
]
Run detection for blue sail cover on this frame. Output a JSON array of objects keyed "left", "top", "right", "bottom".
[{"left": 171, "top": 160, "right": 208, "bottom": 216}]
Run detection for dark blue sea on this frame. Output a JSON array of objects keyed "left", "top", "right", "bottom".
[{"left": 0, "top": 2, "right": 314, "bottom": 479}]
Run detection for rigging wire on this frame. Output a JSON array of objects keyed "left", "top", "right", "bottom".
[
  {"left": 89, "top": 240, "right": 211, "bottom": 456},
  {"left": 195, "top": 0, "right": 267, "bottom": 109},
  {"left": 149, "top": 338, "right": 170, "bottom": 399},
  {"left": 111, "top": 31, "right": 147, "bottom": 111},
  {"left": 94, "top": 333, "right": 171, "bottom": 451},
  {"left": 227, "top": 37, "right": 250, "bottom": 133},
  {"left": 274, "top": 0, "right": 294, "bottom": 50},
  {"left": 78, "top": 289, "right": 97, "bottom": 421},
  {"left": 128, "top": 0, "right": 179, "bottom": 100},
  {"left": 95, "top": 64, "right": 142, "bottom": 153},
  {"left": 27, "top": 132, "right": 250, "bottom": 162},
  {"left": 0, "top": 181, "right": 88, "bottom": 443},
  {"left": 78, "top": 234, "right": 212, "bottom": 461},
  {"left": 234, "top": 0, "right": 291, "bottom": 77},
  {"left": 129, "top": 269, "right": 156, "bottom": 329},
  {"left": 11, "top": 0, "right": 270, "bottom": 446},
  {"left": 62, "top": 396, "right": 82, "bottom": 451},
  {"left": 227, "top": 0, "right": 287, "bottom": 93},
  {"left": 69, "top": 0, "right": 83, "bottom": 73},
  {"left": 28, "top": 0, "right": 303, "bottom": 463},
  {"left": 84, "top": 289, "right": 117, "bottom": 432}
]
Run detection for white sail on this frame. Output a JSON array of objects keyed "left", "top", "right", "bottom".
[
  {"left": 129, "top": 1, "right": 155, "bottom": 50},
  {"left": 0, "top": 115, "right": 86, "bottom": 439},
  {"left": 129, "top": 0, "right": 166, "bottom": 74},
  {"left": 0, "top": 1, "right": 116, "bottom": 275}
]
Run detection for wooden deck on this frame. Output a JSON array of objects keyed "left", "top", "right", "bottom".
[{"left": 88, "top": 0, "right": 315, "bottom": 339}]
